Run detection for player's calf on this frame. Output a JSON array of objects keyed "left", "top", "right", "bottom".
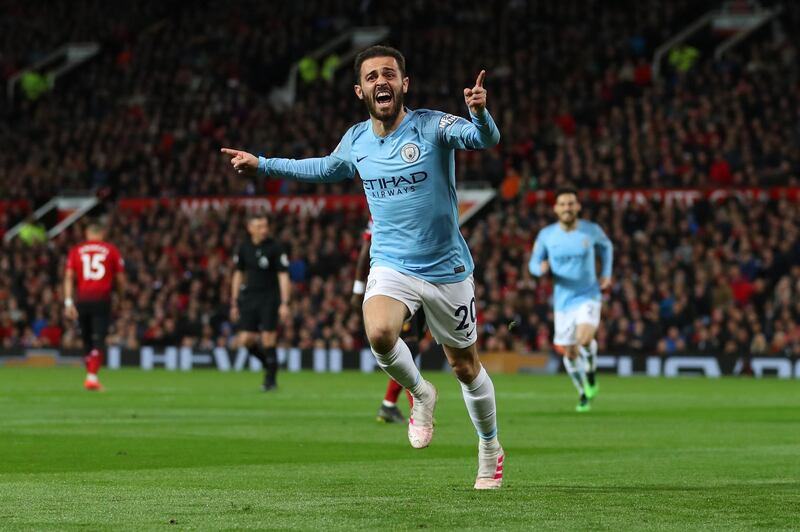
[
  {"left": 578, "top": 338, "right": 599, "bottom": 398},
  {"left": 562, "top": 351, "right": 589, "bottom": 407}
]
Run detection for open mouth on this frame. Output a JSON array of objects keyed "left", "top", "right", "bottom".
[{"left": 375, "top": 89, "right": 393, "bottom": 108}]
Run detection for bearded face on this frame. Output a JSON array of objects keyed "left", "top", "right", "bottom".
[
  {"left": 554, "top": 194, "right": 581, "bottom": 226},
  {"left": 355, "top": 57, "right": 408, "bottom": 123}
]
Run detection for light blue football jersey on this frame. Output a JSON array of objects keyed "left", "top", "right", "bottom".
[
  {"left": 528, "top": 220, "right": 613, "bottom": 311},
  {"left": 258, "top": 108, "right": 500, "bottom": 283}
]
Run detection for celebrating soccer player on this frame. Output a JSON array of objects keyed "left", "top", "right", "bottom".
[
  {"left": 222, "top": 46, "right": 504, "bottom": 489},
  {"left": 64, "top": 222, "right": 125, "bottom": 391},
  {"left": 528, "top": 187, "right": 614, "bottom": 412},
  {"left": 230, "top": 213, "right": 291, "bottom": 391}
]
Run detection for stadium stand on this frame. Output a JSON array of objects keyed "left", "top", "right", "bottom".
[
  {"left": 10, "top": 0, "right": 800, "bottom": 205},
  {"left": 1, "top": 0, "right": 798, "bottom": 362},
  {"left": 1, "top": 195, "right": 798, "bottom": 359}
]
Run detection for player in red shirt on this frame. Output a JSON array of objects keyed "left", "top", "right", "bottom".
[
  {"left": 351, "top": 219, "right": 426, "bottom": 423},
  {"left": 64, "top": 223, "right": 125, "bottom": 391}
]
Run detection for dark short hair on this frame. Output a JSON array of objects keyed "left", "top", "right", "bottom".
[
  {"left": 86, "top": 222, "right": 104, "bottom": 235},
  {"left": 554, "top": 186, "right": 579, "bottom": 201},
  {"left": 353, "top": 45, "right": 406, "bottom": 84},
  {"left": 247, "top": 212, "right": 268, "bottom": 224}
]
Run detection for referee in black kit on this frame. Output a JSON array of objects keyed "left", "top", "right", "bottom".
[{"left": 230, "top": 213, "right": 291, "bottom": 391}]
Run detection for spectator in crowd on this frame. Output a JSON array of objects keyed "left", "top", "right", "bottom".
[
  {"left": 1, "top": 195, "right": 799, "bottom": 360},
  {"left": 2, "top": 0, "right": 799, "bottom": 359},
  {"left": 4, "top": 0, "right": 799, "bottom": 213}
]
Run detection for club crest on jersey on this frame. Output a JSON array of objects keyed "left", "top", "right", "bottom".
[
  {"left": 259, "top": 256, "right": 270, "bottom": 269},
  {"left": 400, "top": 143, "right": 420, "bottom": 163},
  {"left": 582, "top": 238, "right": 590, "bottom": 249}
]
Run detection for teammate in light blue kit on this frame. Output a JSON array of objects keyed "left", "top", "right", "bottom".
[
  {"left": 529, "top": 187, "right": 613, "bottom": 412},
  {"left": 222, "top": 46, "right": 504, "bottom": 489}
]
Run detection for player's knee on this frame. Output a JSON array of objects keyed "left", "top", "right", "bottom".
[
  {"left": 555, "top": 344, "right": 576, "bottom": 359},
  {"left": 261, "top": 334, "right": 277, "bottom": 348},
  {"left": 365, "top": 323, "right": 399, "bottom": 354},
  {"left": 239, "top": 333, "right": 257, "bottom": 348},
  {"left": 562, "top": 346, "right": 579, "bottom": 359}
]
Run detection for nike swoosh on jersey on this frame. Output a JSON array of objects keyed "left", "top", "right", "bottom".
[{"left": 357, "top": 155, "right": 368, "bottom": 162}]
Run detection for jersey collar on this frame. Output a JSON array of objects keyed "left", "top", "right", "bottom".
[{"left": 370, "top": 107, "right": 413, "bottom": 141}]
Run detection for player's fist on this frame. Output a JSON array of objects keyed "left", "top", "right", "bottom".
[
  {"left": 230, "top": 304, "right": 240, "bottom": 323},
  {"left": 221, "top": 148, "right": 259, "bottom": 176},
  {"left": 600, "top": 277, "right": 612, "bottom": 291},
  {"left": 64, "top": 302, "right": 78, "bottom": 321},
  {"left": 279, "top": 303, "right": 291, "bottom": 322},
  {"left": 540, "top": 260, "right": 550, "bottom": 275},
  {"left": 464, "top": 70, "right": 487, "bottom": 118}
]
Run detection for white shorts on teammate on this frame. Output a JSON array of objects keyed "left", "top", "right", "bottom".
[{"left": 554, "top": 300, "right": 601, "bottom": 346}]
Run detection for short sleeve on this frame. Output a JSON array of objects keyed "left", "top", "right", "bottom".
[
  {"left": 276, "top": 243, "right": 289, "bottom": 273},
  {"left": 113, "top": 246, "right": 125, "bottom": 273},
  {"left": 66, "top": 247, "right": 77, "bottom": 272}
]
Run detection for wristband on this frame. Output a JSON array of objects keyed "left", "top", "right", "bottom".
[
  {"left": 352, "top": 280, "right": 366, "bottom": 295},
  {"left": 64, "top": 298, "right": 74, "bottom": 307}
]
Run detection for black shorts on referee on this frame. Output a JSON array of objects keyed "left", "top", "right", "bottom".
[{"left": 238, "top": 292, "right": 280, "bottom": 332}]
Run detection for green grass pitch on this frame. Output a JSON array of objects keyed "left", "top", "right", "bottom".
[{"left": 0, "top": 368, "right": 798, "bottom": 530}]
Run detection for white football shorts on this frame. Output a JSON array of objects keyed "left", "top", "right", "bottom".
[
  {"left": 364, "top": 266, "right": 477, "bottom": 349},
  {"left": 554, "top": 300, "right": 602, "bottom": 346}
]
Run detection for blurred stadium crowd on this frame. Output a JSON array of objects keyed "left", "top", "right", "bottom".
[
  {"left": 2, "top": 196, "right": 798, "bottom": 358},
  {"left": 3, "top": 0, "right": 798, "bottom": 209},
  {"left": 1, "top": 0, "right": 799, "bottom": 358}
]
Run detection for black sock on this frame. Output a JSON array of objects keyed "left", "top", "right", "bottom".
[
  {"left": 264, "top": 347, "right": 278, "bottom": 386},
  {"left": 586, "top": 372, "right": 596, "bottom": 386},
  {"left": 248, "top": 344, "right": 265, "bottom": 365}
]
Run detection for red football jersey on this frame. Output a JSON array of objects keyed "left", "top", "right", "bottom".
[{"left": 66, "top": 240, "right": 125, "bottom": 301}]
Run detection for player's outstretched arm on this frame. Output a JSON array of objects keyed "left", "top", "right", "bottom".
[{"left": 221, "top": 129, "right": 356, "bottom": 183}]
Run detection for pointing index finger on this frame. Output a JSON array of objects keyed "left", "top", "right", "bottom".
[
  {"left": 220, "top": 148, "right": 239, "bottom": 156},
  {"left": 475, "top": 70, "right": 486, "bottom": 88}
]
